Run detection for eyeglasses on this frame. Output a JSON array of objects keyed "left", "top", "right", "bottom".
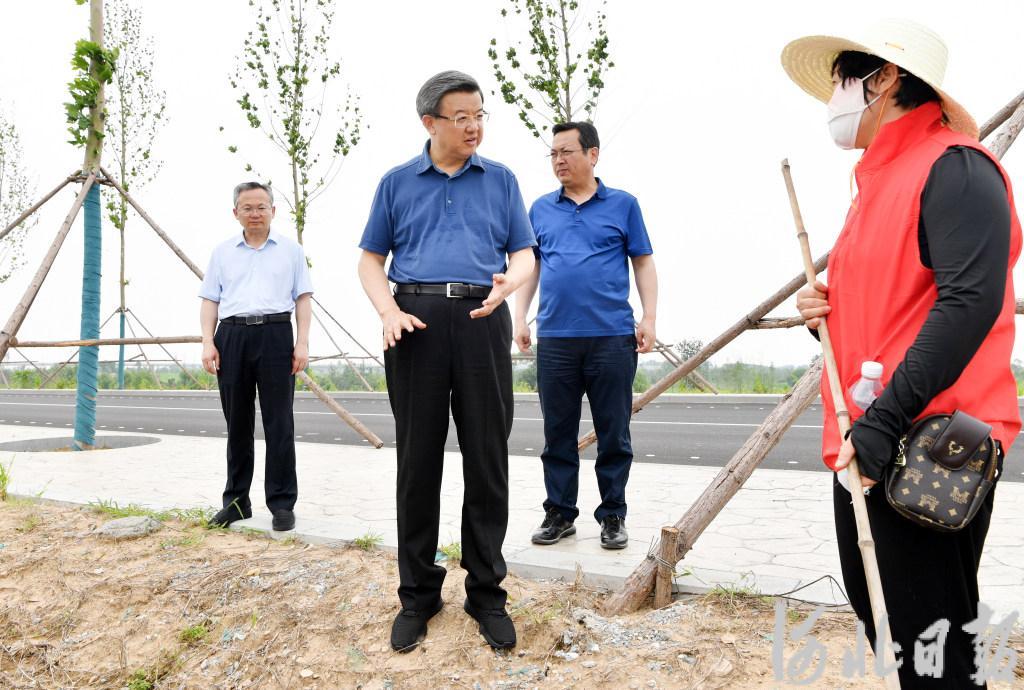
[
  {"left": 237, "top": 205, "right": 271, "bottom": 216},
  {"left": 433, "top": 111, "right": 489, "bottom": 128},
  {"left": 547, "top": 148, "right": 584, "bottom": 160}
]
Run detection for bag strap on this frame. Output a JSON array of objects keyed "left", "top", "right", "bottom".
[{"left": 928, "top": 410, "right": 992, "bottom": 470}]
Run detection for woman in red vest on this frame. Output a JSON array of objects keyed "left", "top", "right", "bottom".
[{"left": 783, "top": 19, "right": 1021, "bottom": 688}]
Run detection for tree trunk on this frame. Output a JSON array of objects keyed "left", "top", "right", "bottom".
[{"left": 73, "top": 0, "right": 106, "bottom": 451}]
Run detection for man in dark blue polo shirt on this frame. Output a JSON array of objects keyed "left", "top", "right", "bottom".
[
  {"left": 357, "top": 71, "right": 536, "bottom": 653},
  {"left": 515, "top": 121, "right": 658, "bottom": 551}
]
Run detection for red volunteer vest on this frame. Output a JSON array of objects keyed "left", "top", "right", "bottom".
[{"left": 821, "top": 102, "right": 1022, "bottom": 470}]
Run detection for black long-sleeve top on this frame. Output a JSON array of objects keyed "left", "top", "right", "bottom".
[{"left": 835, "top": 146, "right": 1011, "bottom": 480}]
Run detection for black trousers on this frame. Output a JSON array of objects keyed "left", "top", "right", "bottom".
[
  {"left": 215, "top": 321, "right": 297, "bottom": 512},
  {"left": 833, "top": 457, "right": 1001, "bottom": 689},
  {"left": 385, "top": 294, "right": 513, "bottom": 611}
]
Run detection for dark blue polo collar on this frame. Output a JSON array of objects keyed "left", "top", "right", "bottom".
[
  {"left": 557, "top": 178, "right": 607, "bottom": 204},
  {"left": 415, "top": 141, "right": 485, "bottom": 177}
]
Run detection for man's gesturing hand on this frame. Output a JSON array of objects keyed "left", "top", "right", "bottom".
[
  {"left": 470, "top": 273, "right": 513, "bottom": 319},
  {"left": 381, "top": 307, "right": 426, "bottom": 350}
]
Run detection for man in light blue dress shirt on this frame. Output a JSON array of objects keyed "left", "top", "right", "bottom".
[{"left": 199, "top": 182, "right": 313, "bottom": 532}]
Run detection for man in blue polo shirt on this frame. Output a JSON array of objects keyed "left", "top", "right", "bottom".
[
  {"left": 515, "top": 121, "right": 658, "bottom": 551},
  {"left": 357, "top": 70, "right": 535, "bottom": 653}
]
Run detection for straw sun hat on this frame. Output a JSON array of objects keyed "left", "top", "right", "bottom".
[{"left": 781, "top": 18, "right": 978, "bottom": 140}]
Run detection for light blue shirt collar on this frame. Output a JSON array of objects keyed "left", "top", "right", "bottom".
[{"left": 234, "top": 229, "right": 282, "bottom": 250}]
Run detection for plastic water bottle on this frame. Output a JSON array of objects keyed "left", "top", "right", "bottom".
[
  {"left": 838, "top": 361, "right": 884, "bottom": 493},
  {"left": 848, "top": 361, "right": 884, "bottom": 412}
]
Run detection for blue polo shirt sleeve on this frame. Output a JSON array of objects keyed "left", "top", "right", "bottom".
[
  {"left": 625, "top": 197, "right": 654, "bottom": 257},
  {"left": 528, "top": 203, "right": 542, "bottom": 259},
  {"left": 359, "top": 177, "right": 394, "bottom": 256},
  {"left": 292, "top": 244, "right": 314, "bottom": 300},
  {"left": 199, "top": 248, "right": 222, "bottom": 302},
  {"left": 506, "top": 173, "right": 537, "bottom": 253}
]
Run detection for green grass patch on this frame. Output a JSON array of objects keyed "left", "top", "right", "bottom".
[
  {"left": 15, "top": 513, "right": 41, "bottom": 534},
  {"left": 0, "top": 459, "right": 12, "bottom": 501},
  {"left": 438, "top": 540, "right": 462, "bottom": 562},
  {"left": 178, "top": 620, "right": 212, "bottom": 645},
  {"left": 352, "top": 531, "right": 383, "bottom": 551},
  {"left": 89, "top": 498, "right": 171, "bottom": 522}
]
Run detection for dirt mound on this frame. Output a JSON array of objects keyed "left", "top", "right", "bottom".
[{"left": 1, "top": 500, "right": 1019, "bottom": 688}]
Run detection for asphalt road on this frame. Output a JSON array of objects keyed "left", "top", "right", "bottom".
[{"left": 1, "top": 390, "right": 1021, "bottom": 482}]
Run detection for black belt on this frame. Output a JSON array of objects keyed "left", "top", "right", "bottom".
[
  {"left": 220, "top": 312, "right": 291, "bottom": 326},
  {"left": 394, "top": 283, "right": 490, "bottom": 299}
]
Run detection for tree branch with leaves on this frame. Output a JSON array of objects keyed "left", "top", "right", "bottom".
[
  {"left": 489, "top": 0, "right": 613, "bottom": 140},
  {"left": 225, "top": 0, "right": 363, "bottom": 249},
  {"left": 0, "top": 111, "right": 37, "bottom": 284}
]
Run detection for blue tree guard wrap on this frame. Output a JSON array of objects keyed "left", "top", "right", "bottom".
[
  {"left": 117, "top": 311, "right": 125, "bottom": 389},
  {"left": 74, "top": 183, "right": 102, "bottom": 450}
]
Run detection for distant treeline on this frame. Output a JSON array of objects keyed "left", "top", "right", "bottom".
[{"left": 7, "top": 359, "right": 1024, "bottom": 395}]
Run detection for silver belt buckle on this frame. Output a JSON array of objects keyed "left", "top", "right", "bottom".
[
  {"left": 245, "top": 314, "right": 264, "bottom": 326},
  {"left": 445, "top": 282, "right": 463, "bottom": 299}
]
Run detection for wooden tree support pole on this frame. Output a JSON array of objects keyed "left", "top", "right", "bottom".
[
  {"left": 12, "top": 336, "right": 201, "bottom": 348},
  {"left": 985, "top": 99, "right": 1024, "bottom": 161},
  {"left": 298, "top": 371, "right": 384, "bottom": 448},
  {"left": 603, "top": 358, "right": 824, "bottom": 615},
  {"left": 654, "top": 526, "right": 679, "bottom": 609},
  {"left": 0, "top": 173, "right": 96, "bottom": 363},
  {"left": 578, "top": 253, "right": 828, "bottom": 451},
  {"left": 0, "top": 173, "right": 78, "bottom": 243},
  {"left": 98, "top": 165, "right": 204, "bottom": 279},
  {"left": 980, "top": 88, "right": 1024, "bottom": 141}
]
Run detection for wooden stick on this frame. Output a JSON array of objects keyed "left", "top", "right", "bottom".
[
  {"left": 578, "top": 253, "right": 829, "bottom": 450},
  {"left": 297, "top": 371, "right": 384, "bottom": 448},
  {"left": 648, "top": 334, "right": 718, "bottom": 393},
  {"left": 985, "top": 99, "right": 1024, "bottom": 161},
  {"left": 654, "top": 526, "right": 679, "bottom": 609},
  {"left": 603, "top": 358, "right": 824, "bottom": 614},
  {"left": 12, "top": 336, "right": 201, "bottom": 348},
  {"left": 0, "top": 173, "right": 96, "bottom": 363},
  {"left": 980, "top": 89, "right": 1024, "bottom": 141},
  {"left": 37, "top": 309, "right": 117, "bottom": 389},
  {"left": 98, "top": 165, "right": 204, "bottom": 279},
  {"left": 750, "top": 316, "right": 806, "bottom": 329},
  {"left": 0, "top": 174, "right": 77, "bottom": 243},
  {"left": 782, "top": 159, "right": 900, "bottom": 689}
]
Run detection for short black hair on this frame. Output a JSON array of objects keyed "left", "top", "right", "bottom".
[
  {"left": 831, "top": 51, "right": 940, "bottom": 111},
  {"left": 552, "top": 121, "right": 600, "bottom": 150}
]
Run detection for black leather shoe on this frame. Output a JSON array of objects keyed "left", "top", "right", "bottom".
[
  {"left": 390, "top": 599, "right": 443, "bottom": 652},
  {"left": 271, "top": 509, "right": 295, "bottom": 531},
  {"left": 531, "top": 508, "right": 576, "bottom": 545},
  {"left": 600, "top": 515, "right": 628, "bottom": 550},
  {"left": 464, "top": 600, "right": 516, "bottom": 649},
  {"left": 208, "top": 502, "right": 252, "bottom": 528}
]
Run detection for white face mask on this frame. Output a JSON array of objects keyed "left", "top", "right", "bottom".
[{"left": 827, "top": 68, "right": 881, "bottom": 150}]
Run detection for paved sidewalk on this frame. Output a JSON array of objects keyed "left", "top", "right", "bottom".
[{"left": 2, "top": 425, "right": 1022, "bottom": 622}]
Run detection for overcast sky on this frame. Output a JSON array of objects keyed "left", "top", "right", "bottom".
[{"left": 3, "top": 0, "right": 1024, "bottom": 372}]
